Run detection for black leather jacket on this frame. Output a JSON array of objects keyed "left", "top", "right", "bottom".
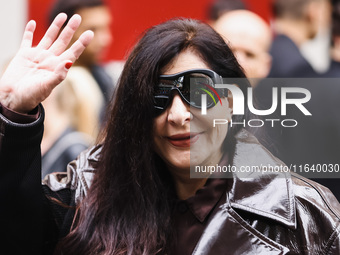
[
  {"left": 42, "top": 129, "right": 340, "bottom": 254},
  {"left": 1, "top": 108, "right": 340, "bottom": 254}
]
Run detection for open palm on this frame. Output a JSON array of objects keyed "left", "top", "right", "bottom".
[{"left": 0, "top": 13, "right": 93, "bottom": 113}]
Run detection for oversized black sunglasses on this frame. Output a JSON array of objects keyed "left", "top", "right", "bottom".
[{"left": 154, "top": 69, "right": 225, "bottom": 115}]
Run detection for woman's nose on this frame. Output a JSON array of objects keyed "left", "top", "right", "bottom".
[{"left": 167, "top": 94, "right": 191, "bottom": 126}]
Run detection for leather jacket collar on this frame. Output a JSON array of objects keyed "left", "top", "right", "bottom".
[{"left": 229, "top": 171, "right": 296, "bottom": 228}]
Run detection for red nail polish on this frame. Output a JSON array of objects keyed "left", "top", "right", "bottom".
[{"left": 65, "top": 62, "right": 73, "bottom": 69}]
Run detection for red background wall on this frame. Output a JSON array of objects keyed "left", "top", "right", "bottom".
[{"left": 28, "top": 0, "right": 271, "bottom": 62}]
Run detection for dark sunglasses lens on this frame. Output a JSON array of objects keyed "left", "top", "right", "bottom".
[
  {"left": 190, "top": 87, "right": 216, "bottom": 107},
  {"left": 186, "top": 74, "right": 217, "bottom": 108},
  {"left": 154, "top": 95, "right": 169, "bottom": 109},
  {"left": 154, "top": 80, "right": 173, "bottom": 108}
]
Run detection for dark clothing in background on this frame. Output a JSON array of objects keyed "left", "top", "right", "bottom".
[
  {"left": 268, "top": 34, "right": 340, "bottom": 79},
  {"left": 268, "top": 34, "right": 317, "bottom": 78},
  {"left": 42, "top": 128, "right": 89, "bottom": 178},
  {"left": 91, "top": 64, "right": 115, "bottom": 104},
  {"left": 91, "top": 64, "right": 116, "bottom": 123}
]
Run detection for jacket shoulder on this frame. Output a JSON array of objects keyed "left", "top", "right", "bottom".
[
  {"left": 291, "top": 173, "right": 340, "bottom": 220},
  {"left": 232, "top": 130, "right": 340, "bottom": 253},
  {"left": 42, "top": 145, "right": 101, "bottom": 204},
  {"left": 291, "top": 173, "right": 340, "bottom": 253}
]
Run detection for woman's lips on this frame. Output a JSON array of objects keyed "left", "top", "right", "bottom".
[{"left": 167, "top": 133, "right": 200, "bottom": 147}]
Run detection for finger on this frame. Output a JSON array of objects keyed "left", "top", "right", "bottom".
[
  {"left": 36, "top": 13, "right": 67, "bottom": 50},
  {"left": 54, "top": 59, "right": 73, "bottom": 83},
  {"left": 20, "top": 20, "right": 36, "bottom": 48},
  {"left": 49, "top": 14, "right": 82, "bottom": 55},
  {"left": 60, "top": 30, "right": 94, "bottom": 62}
]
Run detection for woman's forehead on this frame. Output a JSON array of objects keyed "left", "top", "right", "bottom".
[{"left": 161, "top": 50, "right": 209, "bottom": 75}]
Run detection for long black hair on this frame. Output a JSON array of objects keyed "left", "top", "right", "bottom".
[{"left": 57, "top": 18, "right": 248, "bottom": 255}]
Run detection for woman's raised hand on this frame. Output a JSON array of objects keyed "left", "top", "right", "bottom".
[{"left": 0, "top": 13, "right": 94, "bottom": 114}]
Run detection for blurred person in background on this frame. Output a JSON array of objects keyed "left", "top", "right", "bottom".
[
  {"left": 268, "top": 0, "right": 336, "bottom": 77},
  {"left": 255, "top": 0, "right": 340, "bottom": 200},
  {"left": 298, "top": 0, "right": 333, "bottom": 73},
  {"left": 212, "top": 9, "right": 274, "bottom": 156},
  {"left": 49, "top": 0, "right": 115, "bottom": 140},
  {"left": 41, "top": 81, "right": 91, "bottom": 178},
  {"left": 331, "top": 0, "right": 340, "bottom": 61},
  {"left": 38, "top": 0, "right": 115, "bottom": 176},
  {"left": 49, "top": 0, "right": 115, "bottom": 104},
  {"left": 213, "top": 9, "right": 272, "bottom": 85},
  {"left": 207, "top": 0, "right": 246, "bottom": 24}
]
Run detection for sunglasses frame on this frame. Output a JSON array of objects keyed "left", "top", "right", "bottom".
[{"left": 154, "top": 69, "right": 224, "bottom": 114}]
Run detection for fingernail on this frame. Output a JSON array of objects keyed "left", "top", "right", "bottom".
[{"left": 65, "top": 62, "right": 73, "bottom": 69}]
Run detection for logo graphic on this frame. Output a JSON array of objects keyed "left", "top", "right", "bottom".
[
  {"left": 198, "top": 83, "right": 312, "bottom": 128},
  {"left": 199, "top": 82, "right": 223, "bottom": 107},
  {"left": 201, "top": 84, "right": 311, "bottom": 116}
]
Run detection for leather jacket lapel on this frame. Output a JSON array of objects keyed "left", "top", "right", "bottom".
[
  {"left": 193, "top": 130, "right": 296, "bottom": 254},
  {"left": 230, "top": 130, "right": 297, "bottom": 229},
  {"left": 192, "top": 203, "right": 290, "bottom": 255},
  {"left": 229, "top": 172, "right": 296, "bottom": 229}
]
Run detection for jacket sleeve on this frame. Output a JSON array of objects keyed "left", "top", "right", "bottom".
[
  {"left": 40, "top": 144, "right": 99, "bottom": 250},
  {"left": 0, "top": 105, "right": 45, "bottom": 254}
]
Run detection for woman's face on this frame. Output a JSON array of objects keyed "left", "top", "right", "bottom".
[{"left": 153, "top": 49, "right": 233, "bottom": 175}]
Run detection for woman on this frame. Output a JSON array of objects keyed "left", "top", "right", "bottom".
[{"left": 1, "top": 13, "right": 340, "bottom": 255}]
